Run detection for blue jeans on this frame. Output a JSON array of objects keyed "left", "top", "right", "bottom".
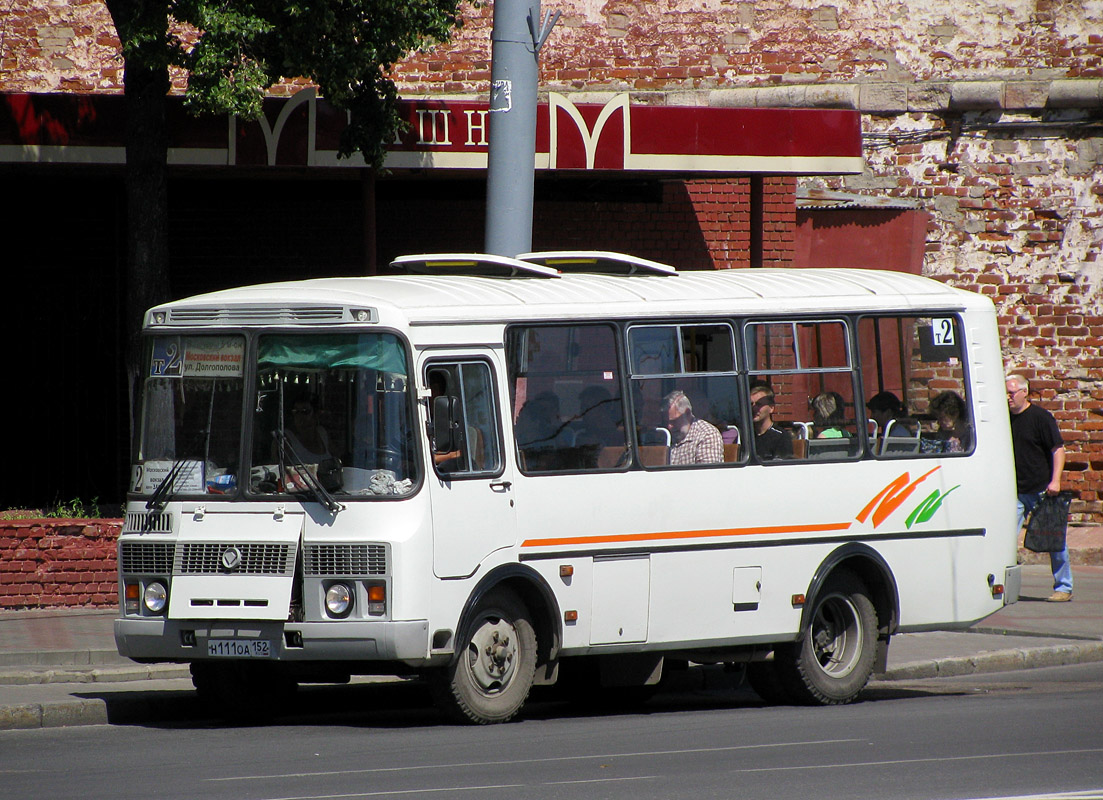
[{"left": 1018, "top": 492, "right": 1073, "bottom": 593}]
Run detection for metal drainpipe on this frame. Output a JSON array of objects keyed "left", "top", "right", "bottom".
[{"left": 484, "top": 0, "right": 559, "bottom": 258}]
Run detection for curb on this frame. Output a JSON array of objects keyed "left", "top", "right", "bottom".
[
  {"left": 1018, "top": 547, "right": 1103, "bottom": 567},
  {"left": 880, "top": 640, "right": 1103, "bottom": 681},
  {"left": 0, "top": 663, "right": 191, "bottom": 686},
  {"left": 0, "top": 699, "right": 110, "bottom": 730}
]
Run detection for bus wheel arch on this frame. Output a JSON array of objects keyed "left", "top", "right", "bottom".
[
  {"left": 434, "top": 565, "right": 561, "bottom": 724},
  {"left": 803, "top": 543, "right": 900, "bottom": 650},
  {"left": 774, "top": 545, "right": 900, "bottom": 705}
]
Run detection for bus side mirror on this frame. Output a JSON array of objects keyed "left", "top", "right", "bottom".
[{"left": 432, "top": 395, "right": 459, "bottom": 453}]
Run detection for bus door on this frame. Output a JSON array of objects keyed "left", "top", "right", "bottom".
[{"left": 423, "top": 353, "right": 516, "bottom": 579}]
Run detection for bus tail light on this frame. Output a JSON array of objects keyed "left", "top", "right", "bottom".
[{"left": 988, "top": 573, "right": 1004, "bottom": 599}]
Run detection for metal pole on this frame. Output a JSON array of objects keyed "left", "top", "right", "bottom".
[{"left": 484, "top": 0, "right": 557, "bottom": 257}]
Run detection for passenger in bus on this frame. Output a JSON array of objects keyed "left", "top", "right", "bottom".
[
  {"left": 929, "top": 390, "right": 972, "bottom": 452},
  {"left": 573, "top": 385, "right": 624, "bottom": 447},
  {"left": 811, "top": 392, "right": 849, "bottom": 438},
  {"left": 866, "top": 391, "right": 905, "bottom": 436},
  {"left": 285, "top": 395, "right": 333, "bottom": 462},
  {"left": 750, "top": 385, "right": 793, "bottom": 461},
  {"left": 515, "top": 390, "right": 572, "bottom": 470},
  {"left": 663, "top": 390, "right": 724, "bottom": 465}
]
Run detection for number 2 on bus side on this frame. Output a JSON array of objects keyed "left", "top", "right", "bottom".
[{"left": 932, "top": 317, "right": 955, "bottom": 346}]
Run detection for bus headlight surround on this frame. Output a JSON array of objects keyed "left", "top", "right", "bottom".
[
  {"left": 143, "top": 581, "right": 168, "bottom": 614},
  {"left": 325, "top": 583, "right": 353, "bottom": 617}
]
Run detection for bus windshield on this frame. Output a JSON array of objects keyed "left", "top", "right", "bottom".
[
  {"left": 134, "top": 335, "right": 246, "bottom": 499},
  {"left": 250, "top": 332, "right": 418, "bottom": 498},
  {"left": 132, "top": 331, "right": 418, "bottom": 501}
]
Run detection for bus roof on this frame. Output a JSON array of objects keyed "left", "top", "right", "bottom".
[{"left": 149, "top": 263, "right": 985, "bottom": 329}]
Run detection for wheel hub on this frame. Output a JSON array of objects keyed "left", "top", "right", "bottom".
[{"left": 467, "top": 618, "right": 517, "bottom": 693}]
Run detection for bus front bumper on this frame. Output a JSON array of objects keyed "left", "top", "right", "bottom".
[{"left": 114, "top": 617, "right": 430, "bottom": 664}]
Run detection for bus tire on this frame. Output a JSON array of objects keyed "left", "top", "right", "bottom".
[
  {"left": 434, "top": 588, "right": 537, "bottom": 724},
  {"left": 776, "top": 570, "right": 877, "bottom": 705}
]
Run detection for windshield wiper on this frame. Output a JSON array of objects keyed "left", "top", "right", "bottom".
[{"left": 273, "top": 431, "right": 345, "bottom": 515}]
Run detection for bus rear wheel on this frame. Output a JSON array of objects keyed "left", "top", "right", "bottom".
[
  {"left": 775, "top": 570, "right": 876, "bottom": 705},
  {"left": 434, "top": 588, "right": 537, "bottom": 724}
]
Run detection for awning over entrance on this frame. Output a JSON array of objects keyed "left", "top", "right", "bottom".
[{"left": 1, "top": 90, "right": 863, "bottom": 176}]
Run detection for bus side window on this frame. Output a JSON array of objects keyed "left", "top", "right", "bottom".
[
  {"left": 627, "top": 322, "right": 743, "bottom": 469},
  {"left": 426, "top": 362, "right": 502, "bottom": 477},
  {"left": 856, "top": 315, "right": 973, "bottom": 458},
  {"left": 744, "top": 320, "right": 859, "bottom": 463},
  {"left": 507, "top": 324, "right": 628, "bottom": 474}
]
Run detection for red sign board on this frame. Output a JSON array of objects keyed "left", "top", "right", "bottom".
[{"left": 1, "top": 90, "right": 862, "bottom": 175}]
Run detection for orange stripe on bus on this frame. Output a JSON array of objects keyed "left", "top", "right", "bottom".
[{"left": 521, "top": 521, "right": 853, "bottom": 549}]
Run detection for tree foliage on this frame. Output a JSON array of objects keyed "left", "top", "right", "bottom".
[{"left": 109, "top": 0, "right": 465, "bottom": 168}]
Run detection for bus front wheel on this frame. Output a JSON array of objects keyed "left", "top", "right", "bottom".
[
  {"left": 775, "top": 570, "right": 877, "bottom": 705},
  {"left": 434, "top": 588, "right": 537, "bottom": 724}
]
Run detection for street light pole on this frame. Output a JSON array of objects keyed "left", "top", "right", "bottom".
[{"left": 484, "top": 0, "right": 558, "bottom": 257}]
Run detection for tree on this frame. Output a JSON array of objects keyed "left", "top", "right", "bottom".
[{"left": 102, "top": 0, "right": 464, "bottom": 434}]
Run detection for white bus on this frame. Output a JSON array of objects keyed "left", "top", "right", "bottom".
[{"left": 115, "top": 251, "right": 1021, "bottom": 723}]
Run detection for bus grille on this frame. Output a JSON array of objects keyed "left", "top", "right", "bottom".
[
  {"left": 304, "top": 543, "right": 388, "bottom": 577},
  {"left": 120, "top": 542, "right": 177, "bottom": 574},
  {"left": 167, "top": 306, "right": 346, "bottom": 325},
  {"left": 123, "top": 511, "right": 174, "bottom": 533},
  {"left": 176, "top": 543, "right": 296, "bottom": 576}
]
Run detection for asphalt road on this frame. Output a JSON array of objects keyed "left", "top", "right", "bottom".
[{"left": 2, "top": 661, "right": 1101, "bottom": 800}]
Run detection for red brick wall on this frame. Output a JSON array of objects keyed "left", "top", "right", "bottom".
[{"left": 0, "top": 520, "right": 120, "bottom": 610}]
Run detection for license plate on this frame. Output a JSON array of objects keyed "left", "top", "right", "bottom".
[{"left": 207, "top": 638, "right": 272, "bottom": 658}]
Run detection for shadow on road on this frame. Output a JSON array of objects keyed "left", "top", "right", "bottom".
[{"left": 70, "top": 666, "right": 972, "bottom": 731}]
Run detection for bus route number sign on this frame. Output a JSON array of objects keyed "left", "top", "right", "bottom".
[{"left": 932, "top": 318, "right": 955, "bottom": 347}]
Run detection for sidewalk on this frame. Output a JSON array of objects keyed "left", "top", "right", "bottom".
[{"left": 1, "top": 532, "right": 1100, "bottom": 730}]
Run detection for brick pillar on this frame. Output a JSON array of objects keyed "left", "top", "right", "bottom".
[{"left": 681, "top": 177, "right": 753, "bottom": 270}]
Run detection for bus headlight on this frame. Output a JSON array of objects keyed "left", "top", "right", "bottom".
[
  {"left": 325, "top": 583, "right": 353, "bottom": 617},
  {"left": 143, "top": 581, "right": 168, "bottom": 614}
]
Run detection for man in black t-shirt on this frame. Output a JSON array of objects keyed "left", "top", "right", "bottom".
[
  {"left": 1007, "top": 373, "right": 1070, "bottom": 601},
  {"left": 750, "top": 386, "right": 793, "bottom": 461}
]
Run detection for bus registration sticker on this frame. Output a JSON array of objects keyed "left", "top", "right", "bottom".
[{"left": 207, "top": 639, "right": 272, "bottom": 658}]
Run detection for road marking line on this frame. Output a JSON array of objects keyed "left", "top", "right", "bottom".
[
  {"left": 730, "top": 747, "right": 1103, "bottom": 773},
  {"left": 206, "top": 738, "right": 864, "bottom": 782}
]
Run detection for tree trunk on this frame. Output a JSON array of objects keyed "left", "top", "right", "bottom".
[{"left": 106, "top": 0, "right": 172, "bottom": 443}]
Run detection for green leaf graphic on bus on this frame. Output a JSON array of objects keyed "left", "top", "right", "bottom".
[{"left": 905, "top": 486, "right": 960, "bottom": 529}]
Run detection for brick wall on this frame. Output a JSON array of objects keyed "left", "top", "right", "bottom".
[{"left": 0, "top": 520, "right": 120, "bottom": 609}]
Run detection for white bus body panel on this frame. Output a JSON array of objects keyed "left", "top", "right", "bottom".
[{"left": 120, "top": 267, "right": 1020, "bottom": 670}]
